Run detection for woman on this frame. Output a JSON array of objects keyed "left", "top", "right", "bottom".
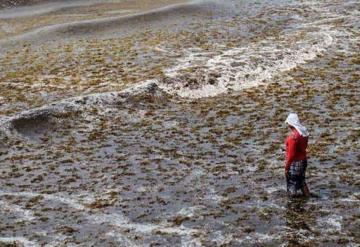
[{"left": 285, "top": 113, "right": 310, "bottom": 197}]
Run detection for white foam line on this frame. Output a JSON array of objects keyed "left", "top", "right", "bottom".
[
  {"left": 212, "top": 231, "right": 229, "bottom": 246},
  {"left": 0, "top": 200, "right": 36, "bottom": 221},
  {"left": 91, "top": 212, "right": 199, "bottom": 236},
  {"left": 0, "top": 190, "right": 200, "bottom": 243},
  {"left": 0, "top": 79, "right": 156, "bottom": 130},
  {"left": 0, "top": 237, "right": 39, "bottom": 247},
  {"left": 43, "top": 233, "right": 68, "bottom": 247},
  {"left": 165, "top": 49, "right": 215, "bottom": 78},
  {"left": 339, "top": 196, "right": 360, "bottom": 202},
  {"left": 177, "top": 206, "right": 203, "bottom": 218},
  {"left": 265, "top": 186, "right": 282, "bottom": 194},
  {"left": 261, "top": 202, "right": 286, "bottom": 211},
  {"left": 204, "top": 186, "right": 225, "bottom": 204},
  {"left": 155, "top": 0, "right": 360, "bottom": 99},
  {"left": 105, "top": 231, "right": 137, "bottom": 247},
  {"left": 317, "top": 215, "right": 343, "bottom": 232},
  {"left": 158, "top": 28, "right": 335, "bottom": 98},
  {"left": 0, "top": 191, "right": 85, "bottom": 211},
  {"left": 181, "top": 234, "right": 202, "bottom": 247},
  {"left": 236, "top": 232, "right": 281, "bottom": 244}
]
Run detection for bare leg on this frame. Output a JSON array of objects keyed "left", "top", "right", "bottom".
[{"left": 301, "top": 184, "right": 310, "bottom": 197}]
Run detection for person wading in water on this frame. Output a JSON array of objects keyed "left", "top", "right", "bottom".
[{"left": 285, "top": 113, "right": 310, "bottom": 197}]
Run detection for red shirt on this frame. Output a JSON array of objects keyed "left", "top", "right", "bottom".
[{"left": 285, "top": 128, "right": 308, "bottom": 171}]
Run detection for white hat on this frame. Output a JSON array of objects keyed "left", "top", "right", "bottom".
[{"left": 285, "top": 113, "right": 309, "bottom": 137}]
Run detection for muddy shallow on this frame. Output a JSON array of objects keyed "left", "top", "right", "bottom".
[{"left": 0, "top": 0, "right": 359, "bottom": 246}]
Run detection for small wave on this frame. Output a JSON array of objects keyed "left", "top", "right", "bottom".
[
  {"left": 156, "top": 0, "right": 360, "bottom": 99},
  {"left": 158, "top": 28, "right": 335, "bottom": 98},
  {"left": 0, "top": 190, "right": 86, "bottom": 210},
  {"left": 0, "top": 81, "right": 169, "bottom": 136},
  {"left": 0, "top": 237, "right": 39, "bottom": 247},
  {"left": 0, "top": 200, "right": 36, "bottom": 221},
  {"left": 317, "top": 215, "right": 343, "bottom": 233},
  {"left": 0, "top": 189, "right": 200, "bottom": 244},
  {"left": 0, "top": 1, "right": 221, "bottom": 47},
  {"left": 0, "top": 18, "right": 345, "bottom": 136},
  {"left": 0, "top": 0, "right": 108, "bottom": 19},
  {"left": 235, "top": 232, "right": 281, "bottom": 245}
]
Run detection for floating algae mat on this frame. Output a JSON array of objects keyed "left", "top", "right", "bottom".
[{"left": 0, "top": 0, "right": 359, "bottom": 246}]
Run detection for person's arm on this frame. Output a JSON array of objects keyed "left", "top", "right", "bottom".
[{"left": 285, "top": 136, "right": 297, "bottom": 173}]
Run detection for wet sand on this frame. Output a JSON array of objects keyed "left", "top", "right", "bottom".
[{"left": 0, "top": 0, "right": 359, "bottom": 246}]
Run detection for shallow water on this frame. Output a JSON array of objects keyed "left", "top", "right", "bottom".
[{"left": 0, "top": 0, "right": 359, "bottom": 246}]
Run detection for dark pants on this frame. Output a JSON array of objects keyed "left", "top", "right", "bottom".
[{"left": 286, "top": 160, "right": 307, "bottom": 197}]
